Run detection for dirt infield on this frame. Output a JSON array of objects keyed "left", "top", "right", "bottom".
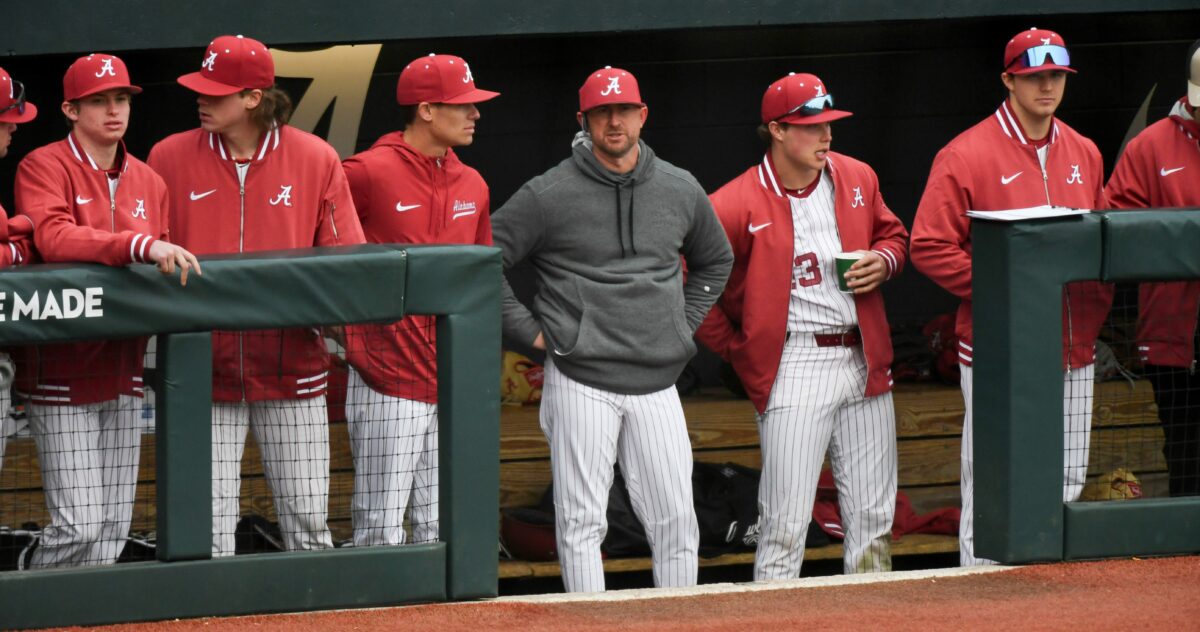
[{"left": 66, "top": 556, "right": 1199, "bottom": 631}]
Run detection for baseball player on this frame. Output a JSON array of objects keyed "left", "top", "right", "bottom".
[
  {"left": 910, "top": 28, "right": 1113, "bottom": 565},
  {"left": 341, "top": 53, "right": 498, "bottom": 546},
  {"left": 0, "top": 66, "right": 37, "bottom": 475},
  {"left": 697, "top": 72, "right": 908, "bottom": 579},
  {"left": 14, "top": 54, "right": 199, "bottom": 567},
  {"left": 1105, "top": 38, "right": 1200, "bottom": 498},
  {"left": 492, "top": 66, "right": 733, "bottom": 592},
  {"left": 147, "top": 35, "right": 365, "bottom": 556}
]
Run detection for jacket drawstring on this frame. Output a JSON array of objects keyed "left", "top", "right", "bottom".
[
  {"left": 614, "top": 182, "right": 626, "bottom": 258},
  {"left": 628, "top": 178, "right": 638, "bottom": 255}
]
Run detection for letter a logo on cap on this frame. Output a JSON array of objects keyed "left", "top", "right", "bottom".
[
  {"left": 95, "top": 58, "right": 116, "bottom": 78},
  {"left": 601, "top": 76, "right": 622, "bottom": 96},
  {"left": 462, "top": 62, "right": 474, "bottom": 84},
  {"left": 202, "top": 51, "right": 217, "bottom": 72}
]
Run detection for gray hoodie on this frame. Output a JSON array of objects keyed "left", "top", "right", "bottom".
[{"left": 493, "top": 138, "right": 733, "bottom": 394}]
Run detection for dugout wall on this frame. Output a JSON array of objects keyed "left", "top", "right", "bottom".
[
  {"left": 973, "top": 210, "right": 1200, "bottom": 563},
  {"left": 0, "top": 244, "right": 501, "bottom": 629}
]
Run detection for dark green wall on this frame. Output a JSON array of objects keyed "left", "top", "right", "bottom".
[{"left": 1, "top": 9, "right": 1196, "bottom": 326}]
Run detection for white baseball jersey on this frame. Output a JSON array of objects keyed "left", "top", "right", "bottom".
[{"left": 787, "top": 171, "right": 858, "bottom": 333}]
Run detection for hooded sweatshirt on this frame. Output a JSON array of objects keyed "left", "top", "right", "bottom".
[
  {"left": 1106, "top": 98, "right": 1200, "bottom": 368},
  {"left": 492, "top": 138, "right": 733, "bottom": 394},
  {"left": 341, "top": 131, "right": 492, "bottom": 402}
]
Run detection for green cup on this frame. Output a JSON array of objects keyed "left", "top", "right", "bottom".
[{"left": 835, "top": 252, "right": 865, "bottom": 293}]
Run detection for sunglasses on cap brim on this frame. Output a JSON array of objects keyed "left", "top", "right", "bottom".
[
  {"left": 0, "top": 80, "right": 26, "bottom": 117},
  {"left": 1008, "top": 44, "right": 1071, "bottom": 71},
  {"left": 781, "top": 93, "right": 835, "bottom": 119}
]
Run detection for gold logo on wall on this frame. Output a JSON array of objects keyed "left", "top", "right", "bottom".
[{"left": 271, "top": 44, "right": 382, "bottom": 158}]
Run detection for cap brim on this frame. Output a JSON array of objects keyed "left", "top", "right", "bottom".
[
  {"left": 1189, "top": 80, "right": 1200, "bottom": 108},
  {"left": 0, "top": 101, "right": 37, "bottom": 124},
  {"left": 581, "top": 100, "right": 647, "bottom": 112},
  {"left": 71, "top": 82, "right": 143, "bottom": 101},
  {"left": 441, "top": 88, "right": 501, "bottom": 105},
  {"left": 1008, "top": 64, "right": 1077, "bottom": 76},
  {"left": 177, "top": 72, "right": 243, "bottom": 96},
  {"left": 777, "top": 109, "right": 853, "bottom": 125}
]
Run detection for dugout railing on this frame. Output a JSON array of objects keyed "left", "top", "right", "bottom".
[
  {"left": 973, "top": 210, "right": 1200, "bottom": 563},
  {"left": 0, "top": 244, "right": 501, "bottom": 629}
]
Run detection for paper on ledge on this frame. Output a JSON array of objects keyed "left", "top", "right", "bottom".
[{"left": 966, "top": 206, "right": 1092, "bottom": 221}]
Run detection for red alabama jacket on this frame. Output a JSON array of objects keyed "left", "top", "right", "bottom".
[
  {"left": 0, "top": 204, "right": 32, "bottom": 267},
  {"left": 696, "top": 152, "right": 908, "bottom": 414},
  {"left": 14, "top": 134, "right": 167, "bottom": 404},
  {"left": 910, "top": 100, "right": 1113, "bottom": 368},
  {"left": 341, "top": 132, "right": 491, "bottom": 403},
  {"left": 148, "top": 125, "right": 365, "bottom": 402},
  {"left": 1105, "top": 98, "right": 1200, "bottom": 368}
]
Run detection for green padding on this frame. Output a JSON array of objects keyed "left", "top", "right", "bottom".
[
  {"left": 1102, "top": 209, "right": 1200, "bottom": 281},
  {"left": 971, "top": 214, "right": 1103, "bottom": 563},
  {"left": 406, "top": 245, "right": 502, "bottom": 599},
  {"left": 1064, "top": 499, "right": 1200, "bottom": 559},
  {"left": 0, "top": 245, "right": 406, "bottom": 345},
  {"left": 0, "top": 545, "right": 445, "bottom": 629},
  {"left": 155, "top": 332, "right": 213, "bottom": 562}
]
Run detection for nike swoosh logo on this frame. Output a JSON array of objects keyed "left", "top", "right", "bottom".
[
  {"left": 452, "top": 210, "right": 477, "bottom": 220},
  {"left": 1160, "top": 167, "right": 1185, "bottom": 177},
  {"left": 190, "top": 189, "right": 216, "bottom": 201},
  {"left": 75, "top": 195, "right": 92, "bottom": 205},
  {"left": 1000, "top": 172, "right": 1023, "bottom": 185},
  {"left": 748, "top": 222, "right": 772, "bottom": 233},
  {"left": 396, "top": 203, "right": 421, "bottom": 212}
]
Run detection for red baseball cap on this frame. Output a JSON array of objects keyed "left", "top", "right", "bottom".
[
  {"left": 1004, "top": 28, "right": 1076, "bottom": 75},
  {"left": 0, "top": 67, "right": 37, "bottom": 124},
  {"left": 63, "top": 54, "right": 142, "bottom": 102},
  {"left": 178, "top": 35, "right": 274, "bottom": 96},
  {"left": 761, "top": 72, "right": 851, "bottom": 125},
  {"left": 578, "top": 66, "right": 645, "bottom": 112},
  {"left": 397, "top": 54, "right": 499, "bottom": 105}
]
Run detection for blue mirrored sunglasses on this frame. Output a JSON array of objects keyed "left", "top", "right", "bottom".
[{"left": 1010, "top": 45, "right": 1071, "bottom": 70}]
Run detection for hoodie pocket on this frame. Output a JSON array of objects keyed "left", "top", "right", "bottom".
[{"left": 555, "top": 276, "right": 694, "bottom": 367}]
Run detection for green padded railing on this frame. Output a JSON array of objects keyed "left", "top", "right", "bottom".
[
  {"left": 0, "top": 244, "right": 501, "bottom": 628},
  {"left": 972, "top": 210, "right": 1200, "bottom": 563}
]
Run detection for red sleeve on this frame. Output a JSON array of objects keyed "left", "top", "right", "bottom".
[
  {"left": 342, "top": 156, "right": 372, "bottom": 229},
  {"left": 694, "top": 188, "right": 745, "bottom": 360},
  {"left": 866, "top": 169, "right": 909, "bottom": 280},
  {"left": 316, "top": 158, "right": 365, "bottom": 247},
  {"left": 16, "top": 155, "right": 144, "bottom": 266},
  {"left": 911, "top": 147, "right": 974, "bottom": 300},
  {"left": 1105, "top": 137, "right": 1150, "bottom": 211}
]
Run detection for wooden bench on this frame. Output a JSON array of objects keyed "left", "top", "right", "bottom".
[{"left": 0, "top": 379, "right": 1164, "bottom": 576}]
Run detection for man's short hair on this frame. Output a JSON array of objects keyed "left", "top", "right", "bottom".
[{"left": 399, "top": 104, "right": 419, "bottom": 130}]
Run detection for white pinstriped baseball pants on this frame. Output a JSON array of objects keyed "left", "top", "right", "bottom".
[
  {"left": 211, "top": 397, "right": 334, "bottom": 557},
  {"left": 541, "top": 359, "right": 699, "bottom": 593},
  {"left": 958, "top": 363, "right": 1093, "bottom": 566},
  {"left": 27, "top": 395, "right": 141, "bottom": 567},
  {"left": 345, "top": 367, "right": 438, "bottom": 547},
  {"left": 755, "top": 336, "right": 896, "bottom": 580}
]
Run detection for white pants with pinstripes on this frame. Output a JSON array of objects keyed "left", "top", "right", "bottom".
[
  {"left": 345, "top": 367, "right": 438, "bottom": 547},
  {"left": 541, "top": 359, "right": 699, "bottom": 593},
  {"left": 755, "top": 335, "right": 896, "bottom": 580},
  {"left": 211, "top": 397, "right": 334, "bottom": 557},
  {"left": 27, "top": 395, "right": 141, "bottom": 567},
  {"left": 958, "top": 363, "right": 1093, "bottom": 566},
  {"left": 0, "top": 388, "right": 8, "bottom": 478}
]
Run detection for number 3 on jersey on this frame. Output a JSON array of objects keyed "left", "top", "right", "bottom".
[{"left": 792, "top": 252, "right": 821, "bottom": 289}]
